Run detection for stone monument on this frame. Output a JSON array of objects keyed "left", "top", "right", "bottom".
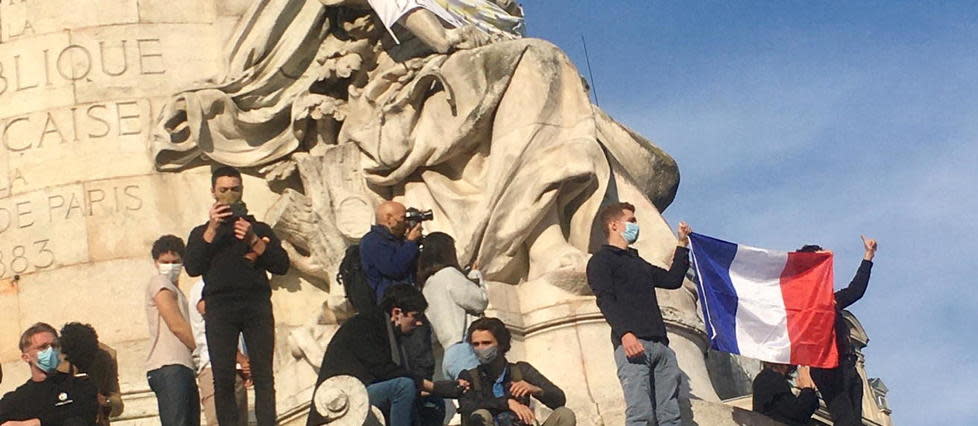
[{"left": 0, "top": 1, "right": 890, "bottom": 425}]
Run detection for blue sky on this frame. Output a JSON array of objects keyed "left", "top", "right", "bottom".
[{"left": 523, "top": 1, "right": 977, "bottom": 424}]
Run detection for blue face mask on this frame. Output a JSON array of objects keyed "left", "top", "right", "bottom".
[
  {"left": 35, "top": 346, "right": 61, "bottom": 374},
  {"left": 621, "top": 222, "right": 640, "bottom": 244}
]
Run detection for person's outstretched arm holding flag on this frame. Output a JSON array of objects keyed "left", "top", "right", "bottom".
[
  {"left": 586, "top": 201, "right": 692, "bottom": 426},
  {"left": 809, "top": 235, "right": 878, "bottom": 426}
]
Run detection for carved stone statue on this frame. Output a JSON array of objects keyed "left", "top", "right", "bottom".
[
  {"left": 148, "top": 0, "right": 761, "bottom": 423},
  {"left": 150, "top": 0, "right": 681, "bottom": 294}
]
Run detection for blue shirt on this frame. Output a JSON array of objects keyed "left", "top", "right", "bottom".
[
  {"left": 492, "top": 368, "right": 507, "bottom": 398},
  {"left": 359, "top": 225, "right": 420, "bottom": 302}
]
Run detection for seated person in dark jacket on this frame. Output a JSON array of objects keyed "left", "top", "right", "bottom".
[
  {"left": 0, "top": 322, "right": 99, "bottom": 426},
  {"left": 458, "top": 317, "right": 575, "bottom": 426},
  {"left": 308, "top": 284, "right": 455, "bottom": 426},
  {"left": 752, "top": 363, "right": 818, "bottom": 426}
]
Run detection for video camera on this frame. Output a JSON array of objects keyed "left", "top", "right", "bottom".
[{"left": 405, "top": 207, "right": 434, "bottom": 227}]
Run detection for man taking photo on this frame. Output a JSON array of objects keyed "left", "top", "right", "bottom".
[{"left": 185, "top": 166, "right": 290, "bottom": 426}]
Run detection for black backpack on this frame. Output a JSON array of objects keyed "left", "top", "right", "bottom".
[{"left": 337, "top": 244, "right": 378, "bottom": 314}]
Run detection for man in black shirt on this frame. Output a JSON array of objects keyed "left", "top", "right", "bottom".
[
  {"left": 458, "top": 317, "right": 574, "bottom": 426},
  {"left": 585, "top": 202, "right": 691, "bottom": 426},
  {"left": 307, "top": 284, "right": 443, "bottom": 426},
  {"left": 185, "top": 166, "right": 290, "bottom": 426},
  {"left": 0, "top": 323, "right": 98, "bottom": 426},
  {"left": 800, "top": 236, "right": 877, "bottom": 426},
  {"left": 752, "top": 363, "right": 818, "bottom": 425}
]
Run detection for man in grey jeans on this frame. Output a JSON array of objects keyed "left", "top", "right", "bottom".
[{"left": 586, "top": 202, "right": 692, "bottom": 426}]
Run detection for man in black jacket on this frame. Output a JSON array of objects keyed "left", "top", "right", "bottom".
[
  {"left": 184, "top": 166, "right": 290, "bottom": 426},
  {"left": 801, "top": 236, "right": 878, "bottom": 426},
  {"left": 752, "top": 363, "right": 818, "bottom": 425},
  {"left": 585, "top": 202, "right": 691, "bottom": 426},
  {"left": 308, "top": 284, "right": 446, "bottom": 426},
  {"left": 0, "top": 323, "right": 99, "bottom": 426},
  {"left": 458, "top": 317, "right": 575, "bottom": 426}
]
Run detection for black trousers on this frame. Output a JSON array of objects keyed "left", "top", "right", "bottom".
[
  {"left": 205, "top": 299, "right": 276, "bottom": 426},
  {"left": 812, "top": 355, "right": 863, "bottom": 426}
]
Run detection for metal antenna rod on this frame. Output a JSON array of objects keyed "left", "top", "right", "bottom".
[{"left": 580, "top": 34, "right": 600, "bottom": 106}]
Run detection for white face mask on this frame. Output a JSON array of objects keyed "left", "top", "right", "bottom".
[{"left": 158, "top": 263, "right": 182, "bottom": 283}]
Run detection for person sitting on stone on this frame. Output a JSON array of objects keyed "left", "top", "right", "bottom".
[
  {"left": 0, "top": 322, "right": 99, "bottom": 426},
  {"left": 59, "top": 323, "right": 124, "bottom": 426},
  {"left": 458, "top": 317, "right": 575, "bottom": 426},
  {"left": 752, "top": 363, "right": 818, "bottom": 425},
  {"left": 417, "top": 232, "right": 489, "bottom": 381},
  {"left": 307, "top": 284, "right": 458, "bottom": 426}
]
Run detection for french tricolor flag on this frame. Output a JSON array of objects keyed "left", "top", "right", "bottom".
[{"left": 689, "top": 233, "right": 839, "bottom": 368}]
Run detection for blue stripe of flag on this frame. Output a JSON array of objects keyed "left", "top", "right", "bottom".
[{"left": 689, "top": 233, "right": 740, "bottom": 355}]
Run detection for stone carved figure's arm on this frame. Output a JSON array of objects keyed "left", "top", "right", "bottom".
[{"left": 400, "top": 8, "right": 454, "bottom": 53}]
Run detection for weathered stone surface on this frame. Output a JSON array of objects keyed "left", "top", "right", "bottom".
[
  {"left": 0, "top": 2, "right": 291, "bottom": 422},
  {"left": 0, "top": 2, "right": 893, "bottom": 426}
]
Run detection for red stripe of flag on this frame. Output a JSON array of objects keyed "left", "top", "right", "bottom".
[{"left": 780, "top": 251, "right": 839, "bottom": 368}]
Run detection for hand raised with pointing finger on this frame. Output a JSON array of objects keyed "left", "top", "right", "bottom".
[{"left": 861, "top": 235, "right": 878, "bottom": 261}]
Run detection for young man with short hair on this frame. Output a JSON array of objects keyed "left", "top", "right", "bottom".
[
  {"left": 185, "top": 166, "right": 290, "bottom": 426},
  {"left": 0, "top": 322, "right": 99, "bottom": 425},
  {"left": 457, "top": 317, "right": 575, "bottom": 426},
  {"left": 146, "top": 235, "right": 199, "bottom": 426},
  {"left": 586, "top": 202, "right": 691, "bottom": 426},
  {"left": 308, "top": 284, "right": 442, "bottom": 426}
]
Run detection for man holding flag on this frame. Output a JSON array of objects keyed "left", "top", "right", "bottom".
[
  {"left": 586, "top": 202, "right": 693, "bottom": 426},
  {"left": 801, "top": 237, "right": 877, "bottom": 426},
  {"left": 689, "top": 232, "right": 877, "bottom": 426}
]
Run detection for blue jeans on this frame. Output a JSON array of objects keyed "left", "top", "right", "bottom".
[
  {"left": 367, "top": 377, "right": 417, "bottom": 426},
  {"left": 614, "top": 339, "right": 681, "bottom": 426},
  {"left": 148, "top": 364, "right": 201, "bottom": 426},
  {"left": 442, "top": 342, "right": 480, "bottom": 380}
]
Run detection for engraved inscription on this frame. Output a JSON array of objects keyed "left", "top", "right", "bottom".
[
  {"left": 0, "top": 178, "right": 144, "bottom": 275},
  {"left": 0, "top": 38, "right": 166, "bottom": 98},
  {"left": 0, "top": 98, "right": 155, "bottom": 154}
]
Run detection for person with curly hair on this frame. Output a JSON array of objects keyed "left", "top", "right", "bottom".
[{"left": 60, "top": 323, "right": 124, "bottom": 426}]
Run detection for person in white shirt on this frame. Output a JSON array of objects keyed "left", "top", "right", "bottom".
[
  {"left": 417, "top": 232, "right": 489, "bottom": 380},
  {"left": 189, "top": 280, "right": 250, "bottom": 426}
]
